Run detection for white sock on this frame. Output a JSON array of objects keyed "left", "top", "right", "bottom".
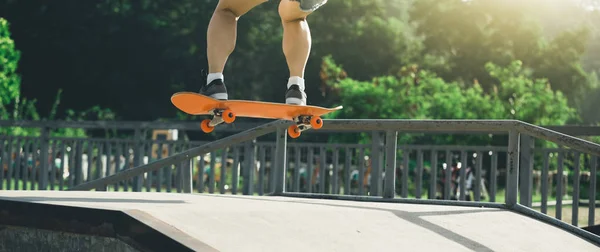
[
  {"left": 287, "top": 76, "right": 305, "bottom": 91},
  {"left": 207, "top": 72, "right": 223, "bottom": 84}
]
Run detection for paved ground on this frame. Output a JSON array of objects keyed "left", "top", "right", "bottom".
[{"left": 0, "top": 191, "right": 598, "bottom": 252}]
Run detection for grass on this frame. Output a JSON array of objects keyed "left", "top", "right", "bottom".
[{"left": 532, "top": 205, "right": 600, "bottom": 227}]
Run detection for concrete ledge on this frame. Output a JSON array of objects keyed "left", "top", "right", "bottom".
[{"left": 0, "top": 191, "right": 598, "bottom": 252}]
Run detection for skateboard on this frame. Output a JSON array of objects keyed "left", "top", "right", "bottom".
[{"left": 171, "top": 92, "right": 343, "bottom": 138}]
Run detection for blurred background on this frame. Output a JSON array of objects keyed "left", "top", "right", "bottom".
[
  {"left": 1, "top": 0, "right": 598, "bottom": 126},
  {"left": 2, "top": 2, "right": 600, "bottom": 223}
]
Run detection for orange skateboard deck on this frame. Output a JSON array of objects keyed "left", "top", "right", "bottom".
[{"left": 171, "top": 92, "right": 343, "bottom": 138}]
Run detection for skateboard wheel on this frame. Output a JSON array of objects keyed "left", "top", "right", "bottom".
[
  {"left": 288, "top": 125, "right": 301, "bottom": 138},
  {"left": 222, "top": 109, "right": 236, "bottom": 123},
  {"left": 310, "top": 116, "right": 323, "bottom": 129},
  {"left": 200, "top": 119, "right": 214, "bottom": 133}
]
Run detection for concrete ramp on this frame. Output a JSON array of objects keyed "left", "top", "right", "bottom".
[{"left": 0, "top": 191, "right": 598, "bottom": 252}]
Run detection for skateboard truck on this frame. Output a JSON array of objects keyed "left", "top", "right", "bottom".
[
  {"left": 287, "top": 115, "right": 323, "bottom": 138},
  {"left": 200, "top": 108, "right": 236, "bottom": 133}
]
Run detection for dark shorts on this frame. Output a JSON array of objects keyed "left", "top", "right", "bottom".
[{"left": 292, "top": 0, "right": 328, "bottom": 12}]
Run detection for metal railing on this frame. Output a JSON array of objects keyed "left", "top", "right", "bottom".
[{"left": 1, "top": 119, "right": 599, "bottom": 244}]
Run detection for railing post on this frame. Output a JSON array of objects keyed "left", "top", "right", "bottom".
[
  {"left": 383, "top": 130, "right": 397, "bottom": 199},
  {"left": 273, "top": 127, "right": 287, "bottom": 195},
  {"left": 243, "top": 139, "right": 257, "bottom": 195},
  {"left": 39, "top": 127, "right": 50, "bottom": 190},
  {"left": 506, "top": 130, "right": 520, "bottom": 207},
  {"left": 370, "top": 131, "right": 384, "bottom": 196},
  {"left": 183, "top": 158, "right": 192, "bottom": 193},
  {"left": 133, "top": 128, "right": 144, "bottom": 192},
  {"left": 589, "top": 156, "right": 597, "bottom": 227},
  {"left": 519, "top": 135, "right": 533, "bottom": 207}
]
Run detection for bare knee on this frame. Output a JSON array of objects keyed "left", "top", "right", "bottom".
[
  {"left": 278, "top": 0, "right": 310, "bottom": 22},
  {"left": 215, "top": 6, "right": 241, "bottom": 19},
  {"left": 215, "top": 0, "right": 267, "bottom": 18}
]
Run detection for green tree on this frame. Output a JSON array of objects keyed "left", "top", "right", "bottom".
[
  {"left": 0, "top": 17, "right": 21, "bottom": 119},
  {"left": 321, "top": 55, "right": 577, "bottom": 145},
  {"left": 0, "top": 17, "right": 115, "bottom": 137},
  {"left": 409, "top": 0, "right": 595, "bottom": 110}
]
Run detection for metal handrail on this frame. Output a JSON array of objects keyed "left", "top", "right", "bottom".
[
  {"left": 4, "top": 118, "right": 600, "bottom": 244},
  {"left": 68, "top": 120, "right": 289, "bottom": 191}
]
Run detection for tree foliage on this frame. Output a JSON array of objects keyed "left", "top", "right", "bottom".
[
  {"left": 409, "top": 0, "right": 597, "bottom": 113},
  {"left": 321, "top": 55, "right": 577, "bottom": 145},
  {"left": 0, "top": 17, "right": 21, "bottom": 118},
  {"left": 0, "top": 0, "right": 598, "bottom": 125},
  {"left": 0, "top": 17, "right": 115, "bottom": 137}
]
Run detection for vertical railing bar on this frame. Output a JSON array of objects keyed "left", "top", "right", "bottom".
[
  {"left": 490, "top": 151, "right": 498, "bottom": 202},
  {"left": 144, "top": 142, "right": 152, "bottom": 192},
  {"left": 70, "top": 140, "right": 79, "bottom": 188},
  {"left": 475, "top": 151, "right": 482, "bottom": 201},
  {"left": 519, "top": 136, "right": 534, "bottom": 207},
  {"left": 133, "top": 129, "right": 143, "bottom": 192},
  {"left": 459, "top": 150, "right": 467, "bottom": 201},
  {"left": 541, "top": 150, "right": 549, "bottom": 214},
  {"left": 370, "top": 131, "right": 383, "bottom": 196},
  {"left": 358, "top": 147, "right": 366, "bottom": 196},
  {"left": 166, "top": 143, "right": 174, "bottom": 193},
  {"left": 6, "top": 136, "right": 15, "bottom": 190},
  {"left": 429, "top": 150, "right": 438, "bottom": 199},
  {"left": 505, "top": 130, "right": 520, "bottom": 207},
  {"left": 96, "top": 142, "right": 104, "bottom": 189},
  {"left": 319, "top": 146, "right": 326, "bottom": 194},
  {"left": 14, "top": 139, "right": 22, "bottom": 190},
  {"left": 39, "top": 127, "right": 50, "bottom": 190},
  {"left": 246, "top": 140, "right": 257, "bottom": 195},
  {"left": 572, "top": 151, "right": 581, "bottom": 226},
  {"left": 401, "top": 148, "right": 409, "bottom": 198},
  {"left": 106, "top": 141, "right": 113, "bottom": 191},
  {"left": 294, "top": 146, "right": 301, "bottom": 192},
  {"left": 114, "top": 142, "right": 122, "bottom": 192},
  {"left": 156, "top": 142, "right": 164, "bottom": 193},
  {"left": 175, "top": 159, "right": 182, "bottom": 193},
  {"left": 344, "top": 147, "right": 352, "bottom": 195},
  {"left": 231, "top": 146, "right": 240, "bottom": 194},
  {"left": 197, "top": 151, "right": 207, "bottom": 193},
  {"left": 20, "top": 138, "right": 28, "bottom": 190},
  {"left": 215, "top": 148, "right": 223, "bottom": 194},
  {"left": 556, "top": 149, "right": 564, "bottom": 220},
  {"left": 588, "top": 156, "right": 597, "bottom": 227},
  {"left": 123, "top": 142, "right": 131, "bottom": 192},
  {"left": 86, "top": 141, "right": 93, "bottom": 183},
  {"left": 258, "top": 146, "right": 266, "bottom": 195},
  {"left": 6, "top": 137, "right": 15, "bottom": 190},
  {"left": 269, "top": 146, "right": 277, "bottom": 193},
  {"left": 0, "top": 137, "right": 5, "bottom": 190},
  {"left": 273, "top": 127, "right": 287, "bottom": 195},
  {"left": 383, "top": 130, "right": 398, "bottom": 199},
  {"left": 22, "top": 139, "right": 30, "bottom": 190},
  {"left": 307, "top": 147, "right": 314, "bottom": 194},
  {"left": 30, "top": 139, "right": 38, "bottom": 190},
  {"left": 49, "top": 139, "right": 57, "bottom": 190},
  {"left": 2, "top": 137, "right": 10, "bottom": 190},
  {"left": 10, "top": 137, "right": 17, "bottom": 190},
  {"left": 182, "top": 142, "right": 192, "bottom": 194},
  {"left": 416, "top": 150, "right": 423, "bottom": 199},
  {"left": 444, "top": 150, "right": 452, "bottom": 200},
  {"left": 332, "top": 147, "right": 339, "bottom": 194},
  {"left": 210, "top": 149, "right": 219, "bottom": 194},
  {"left": 207, "top": 150, "right": 218, "bottom": 194}
]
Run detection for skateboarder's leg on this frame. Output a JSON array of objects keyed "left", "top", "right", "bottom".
[
  {"left": 207, "top": 0, "right": 266, "bottom": 75},
  {"left": 279, "top": 0, "right": 315, "bottom": 105},
  {"left": 202, "top": 0, "right": 266, "bottom": 99}
]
